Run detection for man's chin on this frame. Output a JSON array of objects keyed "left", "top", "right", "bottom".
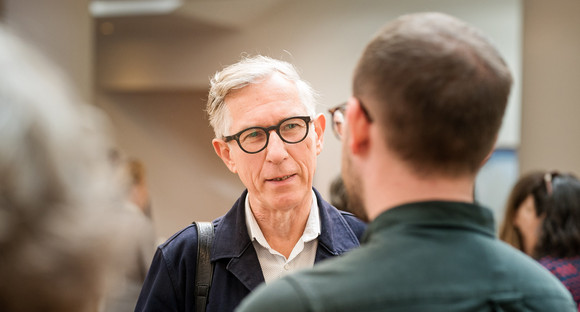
[{"left": 266, "top": 190, "right": 308, "bottom": 211}]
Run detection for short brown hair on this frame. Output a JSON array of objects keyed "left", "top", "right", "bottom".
[{"left": 353, "top": 12, "right": 512, "bottom": 176}]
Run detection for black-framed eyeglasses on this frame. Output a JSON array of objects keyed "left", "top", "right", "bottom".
[
  {"left": 328, "top": 102, "right": 347, "bottom": 139},
  {"left": 327, "top": 99, "right": 373, "bottom": 139},
  {"left": 223, "top": 116, "right": 312, "bottom": 154}
]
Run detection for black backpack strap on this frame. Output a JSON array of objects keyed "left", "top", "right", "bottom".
[{"left": 194, "top": 221, "right": 215, "bottom": 312}]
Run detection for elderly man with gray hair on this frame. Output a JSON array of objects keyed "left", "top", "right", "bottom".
[{"left": 136, "top": 55, "right": 366, "bottom": 312}]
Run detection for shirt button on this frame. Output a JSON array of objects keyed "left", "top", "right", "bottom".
[{"left": 284, "top": 264, "right": 289, "bottom": 270}]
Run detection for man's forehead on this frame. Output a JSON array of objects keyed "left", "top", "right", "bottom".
[
  {"left": 228, "top": 103, "right": 308, "bottom": 129},
  {"left": 224, "top": 81, "right": 307, "bottom": 126},
  {"left": 226, "top": 73, "right": 298, "bottom": 98}
]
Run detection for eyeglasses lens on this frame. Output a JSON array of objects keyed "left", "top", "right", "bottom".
[{"left": 238, "top": 117, "right": 309, "bottom": 153}]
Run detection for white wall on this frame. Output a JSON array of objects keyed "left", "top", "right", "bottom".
[
  {"left": 520, "top": 0, "right": 580, "bottom": 176},
  {"left": 97, "top": 90, "right": 245, "bottom": 239},
  {"left": 97, "top": 0, "right": 522, "bottom": 238},
  {"left": 3, "top": 0, "right": 93, "bottom": 101}
]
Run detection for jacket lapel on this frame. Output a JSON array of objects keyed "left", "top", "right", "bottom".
[
  {"left": 314, "top": 188, "right": 362, "bottom": 262},
  {"left": 226, "top": 244, "right": 265, "bottom": 290},
  {"left": 210, "top": 190, "right": 265, "bottom": 291},
  {"left": 209, "top": 188, "right": 360, "bottom": 290}
]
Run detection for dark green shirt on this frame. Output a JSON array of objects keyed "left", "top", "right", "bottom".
[{"left": 237, "top": 201, "right": 576, "bottom": 312}]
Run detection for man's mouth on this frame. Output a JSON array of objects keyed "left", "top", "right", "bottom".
[{"left": 267, "top": 174, "right": 294, "bottom": 182}]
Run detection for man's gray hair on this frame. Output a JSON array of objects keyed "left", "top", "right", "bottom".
[{"left": 207, "top": 55, "right": 317, "bottom": 138}]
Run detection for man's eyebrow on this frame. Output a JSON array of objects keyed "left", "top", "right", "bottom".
[{"left": 237, "top": 115, "right": 300, "bottom": 130}]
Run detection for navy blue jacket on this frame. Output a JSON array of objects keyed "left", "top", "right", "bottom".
[{"left": 135, "top": 188, "right": 366, "bottom": 312}]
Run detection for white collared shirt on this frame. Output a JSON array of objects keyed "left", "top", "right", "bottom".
[{"left": 245, "top": 190, "right": 320, "bottom": 283}]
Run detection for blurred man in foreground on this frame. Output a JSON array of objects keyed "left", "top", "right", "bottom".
[{"left": 0, "top": 26, "right": 129, "bottom": 312}]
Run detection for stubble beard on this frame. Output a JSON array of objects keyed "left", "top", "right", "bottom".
[{"left": 341, "top": 141, "right": 369, "bottom": 223}]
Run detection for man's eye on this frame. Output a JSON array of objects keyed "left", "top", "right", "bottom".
[
  {"left": 283, "top": 123, "right": 299, "bottom": 130},
  {"left": 242, "top": 130, "right": 264, "bottom": 141}
]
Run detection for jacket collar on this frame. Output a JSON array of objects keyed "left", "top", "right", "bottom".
[
  {"left": 210, "top": 188, "right": 360, "bottom": 290},
  {"left": 315, "top": 187, "right": 362, "bottom": 258},
  {"left": 210, "top": 189, "right": 252, "bottom": 260}
]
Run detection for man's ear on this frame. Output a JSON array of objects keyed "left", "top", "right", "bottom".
[
  {"left": 345, "top": 97, "right": 371, "bottom": 156},
  {"left": 313, "top": 113, "right": 326, "bottom": 155},
  {"left": 212, "top": 138, "right": 238, "bottom": 173}
]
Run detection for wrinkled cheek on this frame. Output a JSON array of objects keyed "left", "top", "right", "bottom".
[
  {"left": 310, "top": 158, "right": 317, "bottom": 176},
  {"left": 235, "top": 167, "right": 256, "bottom": 192}
]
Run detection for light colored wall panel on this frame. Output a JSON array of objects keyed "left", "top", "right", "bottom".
[
  {"left": 4, "top": 0, "right": 93, "bottom": 101},
  {"left": 97, "top": 0, "right": 522, "bottom": 238},
  {"left": 97, "top": 90, "right": 244, "bottom": 239},
  {"left": 520, "top": 0, "right": 580, "bottom": 176}
]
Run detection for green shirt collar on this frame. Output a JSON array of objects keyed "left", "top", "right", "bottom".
[{"left": 363, "top": 201, "right": 496, "bottom": 243}]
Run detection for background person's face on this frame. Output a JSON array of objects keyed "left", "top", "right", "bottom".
[
  {"left": 513, "top": 194, "right": 543, "bottom": 255},
  {"left": 217, "top": 73, "right": 324, "bottom": 211}
]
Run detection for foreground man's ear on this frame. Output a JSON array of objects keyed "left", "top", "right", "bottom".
[{"left": 346, "top": 98, "right": 371, "bottom": 156}]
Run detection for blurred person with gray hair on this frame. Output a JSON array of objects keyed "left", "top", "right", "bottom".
[
  {"left": 136, "top": 55, "right": 366, "bottom": 312},
  {"left": 0, "top": 26, "right": 132, "bottom": 312}
]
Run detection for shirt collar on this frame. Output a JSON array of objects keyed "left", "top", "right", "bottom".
[
  {"left": 245, "top": 190, "right": 321, "bottom": 249},
  {"left": 210, "top": 188, "right": 364, "bottom": 261},
  {"left": 363, "top": 200, "right": 496, "bottom": 243}
]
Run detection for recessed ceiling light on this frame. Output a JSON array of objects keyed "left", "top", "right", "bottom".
[{"left": 90, "top": 0, "right": 183, "bottom": 17}]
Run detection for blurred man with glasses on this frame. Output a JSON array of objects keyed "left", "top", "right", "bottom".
[
  {"left": 237, "top": 13, "right": 576, "bottom": 312},
  {"left": 135, "top": 55, "right": 366, "bottom": 312}
]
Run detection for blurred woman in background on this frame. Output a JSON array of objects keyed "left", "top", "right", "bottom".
[
  {"left": 500, "top": 171, "right": 580, "bottom": 308},
  {"left": 536, "top": 173, "right": 580, "bottom": 308},
  {"left": 500, "top": 171, "right": 547, "bottom": 254}
]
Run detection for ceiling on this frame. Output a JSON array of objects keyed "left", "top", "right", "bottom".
[{"left": 91, "top": 0, "right": 287, "bottom": 33}]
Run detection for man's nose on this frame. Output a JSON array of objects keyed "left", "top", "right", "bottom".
[{"left": 265, "top": 130, "right": 289, "bottom": 162}]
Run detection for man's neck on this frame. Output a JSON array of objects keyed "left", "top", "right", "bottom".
[
  {"left": 249, "top": 194, "right": 312, "bottom": 258},
  {"left": 363, "top": 153, "right": 475, "bottom": 221}
]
